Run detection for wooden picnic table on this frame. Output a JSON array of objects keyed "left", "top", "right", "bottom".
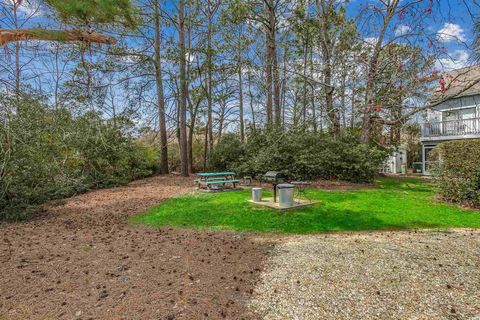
[{"left": 195, "top": 172, "right": 240, "bottom": 190}]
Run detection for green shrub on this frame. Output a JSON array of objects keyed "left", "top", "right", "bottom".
[
  {"left": 0, "top": 94, "right": 158, "bottom": 220},
  {"left": 209, "top": 129, "right": 387, "bottom": 183},
  {"left": 208, "top": 134, "right": 245, "bottom": 171},
  {"left": 434, "top": 140, "right": 480, "bottom": 207}
]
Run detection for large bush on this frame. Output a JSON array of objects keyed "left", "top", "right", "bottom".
[
  {"left": 433, "top": 140, "right": 480, "bottom": 207},
  {"left": 0, "top": 95, "right": 159, "bottom": 220},
  {"left": 208, "top": 134, "right": 245, "bottom": 171},
  {"left": 209, "top": 129, "right": 387, "bottom": 183}
]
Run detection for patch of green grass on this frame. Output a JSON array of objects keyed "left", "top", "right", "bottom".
[{"left": 132, "top": 177, "right": 480, "bottom": 234}]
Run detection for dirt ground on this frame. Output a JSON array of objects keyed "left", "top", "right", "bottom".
[{"left": 0, "top": 175, "right": 271, "bottom": 320}]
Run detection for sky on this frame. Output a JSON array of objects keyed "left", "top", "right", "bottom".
[{"left": 2, "top": 0, "right": 477, "bottom": 73}]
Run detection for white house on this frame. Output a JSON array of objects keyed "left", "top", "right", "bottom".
[{"left": 421, "top": 66, "right": 480, "bottom": 173}]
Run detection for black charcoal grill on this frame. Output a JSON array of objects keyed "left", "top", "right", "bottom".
[{"left": 263, "top": 171, "right": 287, "bottom": 202}]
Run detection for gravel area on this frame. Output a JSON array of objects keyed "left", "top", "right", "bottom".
[{"left": 250, "top": 230, "right": 480, "bottom": 319}]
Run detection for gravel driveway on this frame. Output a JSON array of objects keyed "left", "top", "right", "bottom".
[{"left": 250, "top": 229, "right": 480, "bottom": 320}]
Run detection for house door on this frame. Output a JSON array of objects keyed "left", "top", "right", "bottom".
[{"left": 423, "top": 146, "right": 439, "bottom": 174}]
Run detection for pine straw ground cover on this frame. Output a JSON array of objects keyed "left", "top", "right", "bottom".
[
  {"left": 0, "top": 175, "right": 272, "bottom": 320},
  {"left": 134, "top": 177, "right": 480, "bottom": 233}
]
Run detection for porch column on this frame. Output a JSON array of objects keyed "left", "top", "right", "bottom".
[{"left": 422, "top": 144, "right": 426, "bottom": 174}]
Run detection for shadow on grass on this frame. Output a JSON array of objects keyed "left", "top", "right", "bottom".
[{"left": 376, "top": 177, "right": 433, "bottom": 193}]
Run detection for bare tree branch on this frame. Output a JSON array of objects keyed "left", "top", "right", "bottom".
[{"left": 0, "top": 29, "right": 117, "bottom": 46}]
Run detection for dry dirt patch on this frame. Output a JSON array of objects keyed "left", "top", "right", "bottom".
[
  {"left": 251, "top": 230, "right": 480, "bottom": 320},
  {"left": 0, "top": 175, "right": 271, "bottom": 320}
]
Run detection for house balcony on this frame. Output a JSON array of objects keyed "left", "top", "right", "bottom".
[{"left": 421, "top": 118, "right": 480, "bottom": 142}]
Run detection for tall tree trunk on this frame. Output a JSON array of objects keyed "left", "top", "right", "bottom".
[
  {"left": 203, "top": 117, "right": 209, "bottom": 170},
  {"left": 319, "top": 101, "right": 324, "bottom": 132},
  {"left": 186, "top": 14, "right": 194, "bottom": 174},
  {"left": 188, "top": 119, "right": 195, "bottom": 173},
  {"left": 178, "top": 0, "right": 189, "bottom": 176},
  {"left": 265, "top": 30, "right": 273, "bottom": 126},
  {"left": 269, "top": 3, "right": 281, "bottom": 127},
  {"left": 309, "top": 47, "right": 317, "bottom": 132},
  {"left": 247, "top": 69, "right": 256, "bottom": 131},
  {"left": 207, "top": 3, "right": 214, "bottom": 155},
  {"left": 13, "top": 1, "right": 20, "bottom": 95},
  {"left": 302, "top": 35, "right": 309, "bottom": 124},
  {"left": 323, "top": 63, "right": 338, "bottom": 132},
  {"left": 272, "top": 45, "right": 281, "bottom": 127},
  {"left": 53, "top": 46, "right": 60, "bottom": 109},
  {"left": 318, "top": 0, "right": 339, "bottom": 134},
  {"left": 154, "top": 0, "right": 169, "bottom": 174},
  {"left": 281, "top": 43, "right": 288, "bottom": 127},
  {"left": 340, "top": 59, "right": 347, "bottom": 128},
  {"left": 389, "top": 95, "right": 403, "bottom": 146},
  {"left": 218, "top": 107, "right": 224, "bottom": 141},
  {"left": 238, "top": 43, "right": 245, "bottom": 141},
  {"left": 360, "top": 0, "right": 399, "bottom": 143},
  {"left": 350, "top": 71, "right": 356, "bottom": 130},
  {"left": 293, "top": 90, "right": 299, "bottom": 126}
]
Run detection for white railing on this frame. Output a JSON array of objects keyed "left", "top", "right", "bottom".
[{"left": 422, "top": 118, "right": 480, "bottom": 138}]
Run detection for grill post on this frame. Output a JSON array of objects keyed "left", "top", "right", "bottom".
[{"left": 263, "top": 171, "right": 286, "bottom": 203}]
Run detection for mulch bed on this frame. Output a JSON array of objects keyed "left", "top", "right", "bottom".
[{"left": 0, "top": 175, "right": 271, "bottom": 320}]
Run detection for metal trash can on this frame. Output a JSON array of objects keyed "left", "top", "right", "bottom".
[
  {"left": 412, "top": 162, "right": 422, "bottom": 173},
  {"left": 278, "top": 183, "right": 294, "bottom": 208},
  {"left": 252, "top": 188, "right": 262, "bottom": 202}
]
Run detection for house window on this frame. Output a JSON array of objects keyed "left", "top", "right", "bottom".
[
  {"left": 442, "top": 107, "right": 476, "bottom": 121},
  {"left": 442, "top": 107, "right": 477, "bottom": 134}
]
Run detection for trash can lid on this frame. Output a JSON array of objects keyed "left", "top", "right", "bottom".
[{"left": 277, "top": 183, "right": 294, "bottom": 189}]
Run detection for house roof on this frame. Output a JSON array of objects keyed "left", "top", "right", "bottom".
[{"left": 430, "top": 65, "right": 480, "bottom": 102}]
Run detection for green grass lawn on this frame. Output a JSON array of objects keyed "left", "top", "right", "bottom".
[{"left": 132, "top": 177, "right": 480, "bottom": 234}]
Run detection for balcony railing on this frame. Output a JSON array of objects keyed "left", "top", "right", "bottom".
[{"left": 422, "top": 118, "right": 480, "bottom": 138}]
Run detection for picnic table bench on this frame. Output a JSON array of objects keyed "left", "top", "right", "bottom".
[{"left": 195, "top": 172, "right": 240, "bottom": 190}]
